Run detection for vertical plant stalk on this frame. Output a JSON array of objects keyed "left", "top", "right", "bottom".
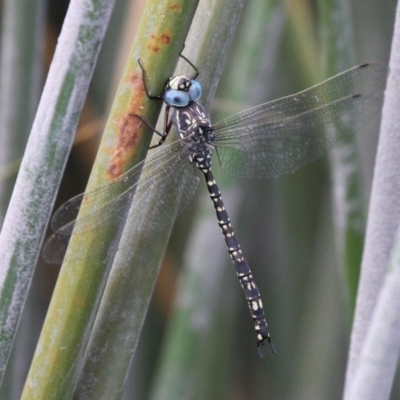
[
  {"left": 150, "top": 194, "right": 238, "bottom": 400},
  {"left": 0, "top": 0, "right": 116, "bottom": 387},
  {"left": 0, "top": 0, "right": 45, "bottom": 395},
  {"left": 0, "top": 0, "right": 45, "bottom": 221},
  {"left": 343, "top": 4, "right": 399, "bottom": 398},
  {"left": 285, "top": 0, "right": 322, "bottom": 85},
  {"left": 347, "top": 227, "right": 400, "bottom": 400},
  {"left": 22, "top": 1, "right": 199, "bottom": 399},
  {"left": 318, "top": 0, "right": 363, "bottom": 314}
]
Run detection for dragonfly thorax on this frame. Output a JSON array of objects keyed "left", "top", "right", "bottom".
[{"left": 172, "top": 102, "right": 213, "bottom": 139}]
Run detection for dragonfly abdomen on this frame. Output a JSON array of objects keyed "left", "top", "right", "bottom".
[{"left": 198, "top": 162, "right": 275, "bottom": 354}]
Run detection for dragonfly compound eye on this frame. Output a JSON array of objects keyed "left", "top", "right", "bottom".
[
  {"left": 163, "top": 89, "right": 190, "bottom": 107},
  {"left": 189, "top": 80, "right": 202, "bottom": 101}
]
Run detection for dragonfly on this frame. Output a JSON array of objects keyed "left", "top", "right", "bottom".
[{"left": 43, "top": 49, "right": 388, "bottom": 356}]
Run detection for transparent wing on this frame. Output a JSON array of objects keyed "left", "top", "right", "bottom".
[
  {"left": 213, "top": 63, "right": 388, "bottom": 178},
  {"left": 43, "top": 139, "right": 199, "bottom": 264}
]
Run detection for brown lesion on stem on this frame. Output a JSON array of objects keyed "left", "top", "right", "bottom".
[
  {"left": 107, "top": 34, "right": 173, "bottom": 179},
  {"left": 148, "top": 31, "right": 172, "bottom": 53},
  {"left": 169, "top": 4, "right": 180, "bottom": 12},
  {"left": 107, "top": 70, "right": 148, "bottom": 179}
]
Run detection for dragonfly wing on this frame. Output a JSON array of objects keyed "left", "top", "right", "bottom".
[
  {"left": 213, "top": 63, "right": 388, "bottom": 178},
  {"left": 126, "top": 158, "right": 199, "bottom": 240},
  {"left": 49, "top": 154, "right": 154, "bottom": 235},
  {"left": 43, "top": 222, "right": 75, "bottom": 264},
  {"left": 50, "top": 193, "right": 83, "bottom": 233},
  {"left": 43, "top": 139, "right": 199, "bottom": 264}
]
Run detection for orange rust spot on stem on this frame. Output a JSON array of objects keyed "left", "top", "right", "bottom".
[
  {"left": 107, "top": 115, "right": 143, "bottom": 179},
  {"left": 129, "top": 71, "right": 141, "bottom": 85},
  {"left": 147, "top": 32, "right": 172, "bottom": 53},
  {"left": 160, "top": 33, "right": 171, "bottom": 44},
  {"left": 169, "top": 4, "right": 180, "bottom": 11},
  {"left": 129, "top": 70, "right": 144, "bottom": 90},
  {"left": 107, "top": 70, "right": 147, "bottom": 179},
  {"left": 147, "top": 44, "right": 160, "bottom": 53}
]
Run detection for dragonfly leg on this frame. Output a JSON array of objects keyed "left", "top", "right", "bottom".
[
  {"left": 137, "top": 58, "right": 164, "bottom": 100},
  {"left": 178, "top": 44, "right": 199, "bottom": 80},
  {"left": 129, "top": 105, "right": 172, "bottom": 149}
]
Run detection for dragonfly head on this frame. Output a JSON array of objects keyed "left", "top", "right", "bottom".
[{"left": 164, "top": 75, "right": 202, "bottom": 107}]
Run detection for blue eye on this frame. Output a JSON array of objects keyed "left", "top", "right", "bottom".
[
  {"left": 163, "top": 90, "right": 190, "bottom": 107},
  {"left": 189, "top": 80, "right": 202, "bottom": 101}
]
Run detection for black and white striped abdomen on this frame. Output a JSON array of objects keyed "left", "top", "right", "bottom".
[{"left": 199, "top": 166, "right": 275, "bottom": 354}]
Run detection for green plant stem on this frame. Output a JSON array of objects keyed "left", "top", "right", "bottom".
[
  {"left": 21, "top": 1, "right": 199, "bottom": 399},
  {"left": 318, "top": 0, "right": 362, "bottom": 314},
  {"left": 0, "top": 0, "right": 44, "bottom": 221},
  {"left": 0, "top": 0, "right": 115, "bottom": 389}
]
